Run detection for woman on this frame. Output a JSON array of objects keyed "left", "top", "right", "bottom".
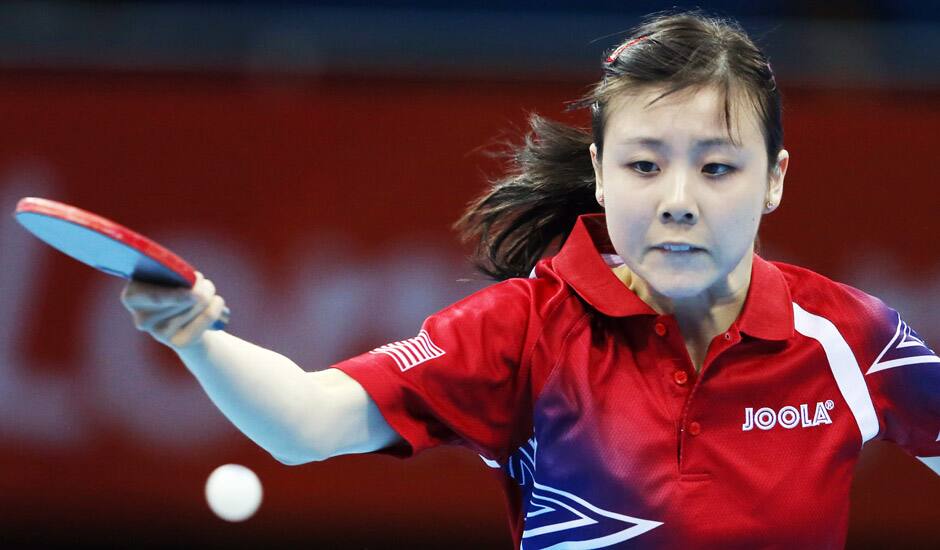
[{"left": 122, "top": 11, "right": 939, "bottom": 549}]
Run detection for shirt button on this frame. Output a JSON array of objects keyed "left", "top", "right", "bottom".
[
  {"left": 673, "top": 370, "right": 689, "bottom": 385},
  {"left": 724, "top": 332, "right": 732, "bottom": 341},
  {"left": 654, "top": 322, "right": 667, "bottom": 336},
  {"left": 688, "top": 421, "right": 702, "bottom": 436}
]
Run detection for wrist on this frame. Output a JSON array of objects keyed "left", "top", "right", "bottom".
[{"left": 172, "top": 331, "right": 216, "bottom": 361}]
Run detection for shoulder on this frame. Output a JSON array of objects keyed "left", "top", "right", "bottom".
[
  {"left": 773, "top": 261, "right": 890, "bottom": 320},
  {"left": 415, "top": 263, "right": 588, "bottom": 372},
  {"left": 433, "top": 260, "right": 584, "bottom": 328},
  {"left": 770, "top": 260, "right": 913, "bottom": 361}
]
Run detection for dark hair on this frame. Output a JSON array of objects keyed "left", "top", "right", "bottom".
[{"left": 454, "top": 11, "right": 782, "bottom": 281}]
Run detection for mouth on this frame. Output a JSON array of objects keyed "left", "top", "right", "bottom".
[{"left": 652, "top": 243, "right": 707, "bottom": 253}]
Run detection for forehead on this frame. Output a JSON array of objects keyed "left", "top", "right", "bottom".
[{"left": 604, "top": 85, "right": 763, "bottom": 147}]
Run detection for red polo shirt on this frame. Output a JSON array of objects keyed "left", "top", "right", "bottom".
[{"left": 331, "top": 214, "right": 939, "bottom": 549}]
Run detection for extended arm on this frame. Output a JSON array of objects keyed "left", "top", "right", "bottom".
[
  {"left": 121, "top": 274, "right": 402, "bottom": 465},
  {"left": 175, "top": 332, "right": 402, "bottom": 464}
]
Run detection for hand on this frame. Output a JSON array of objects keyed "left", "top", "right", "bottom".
[{"left": 121, "top": 271, "right": 227, "bottom": 350}]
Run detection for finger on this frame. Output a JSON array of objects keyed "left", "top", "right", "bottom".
[
  {"left": 169, "top": 295, "right": 226, "bottom": 349},
  {"left": 125, "top": 297, "right": 196, "bottom": 313},
  {"left": 153, "top": 293, "right": 212, "bottom": 339},
  {"left": 191, "top": 275, "right": 216, "bottom": 303},
  {"left": 121, "top": 273, "right": 218, "bottom": 315},
  {"left": 121, "top": 281, "right": 195, "bottom": 310},
  {"left": 134, "top": 297, "right": 205, "bottom": 332}
]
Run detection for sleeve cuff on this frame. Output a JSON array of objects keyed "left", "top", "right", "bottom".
[{"left": 331, "top": 354, "right": 439, "bottom": 458}]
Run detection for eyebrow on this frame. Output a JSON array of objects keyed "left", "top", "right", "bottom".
[{"left": 615, "top": 137, "right": 740, "bottom": 151}]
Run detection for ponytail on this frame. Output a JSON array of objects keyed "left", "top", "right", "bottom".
[{"left": 453, "top": 114, "right": 601, "bottom": 281}]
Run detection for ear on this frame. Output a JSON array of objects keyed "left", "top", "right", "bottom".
[
  {"left": 590, "top": 143, "right": 604, "bottom": 207},
  {"left": 765, "top": 149, "right": 789, "bottom": 213}
]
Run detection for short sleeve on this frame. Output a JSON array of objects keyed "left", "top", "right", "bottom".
[
  {"left": 330, "top": 278, "right": 541, "bottom": 461},
  {"left": 861, "top": 301, "right": 940, "bottom": 474}
]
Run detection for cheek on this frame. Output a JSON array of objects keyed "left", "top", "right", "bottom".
[
  {"left": 721, "top": 200, "right": 760, "bottom": 226},
  {"left": 709, "top": 196, "right": 763, "bottom": 252},
  {"left": 603, "top": 196, "right": 649, "bottom": 246}
]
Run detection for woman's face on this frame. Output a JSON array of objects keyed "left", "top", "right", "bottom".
[{"left": 590, "top": 85, "right": 788, "bottom": 305}]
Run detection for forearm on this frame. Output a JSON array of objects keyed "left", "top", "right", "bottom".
[{"left": 174, "top": 330, "right": 324, "bottom": 463}]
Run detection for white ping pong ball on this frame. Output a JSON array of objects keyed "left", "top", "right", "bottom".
[{"left": 205, "top": 463, "right": 263, "bottom": 522}]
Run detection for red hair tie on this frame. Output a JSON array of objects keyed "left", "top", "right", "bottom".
[{"left": 606, "top": 35, "right": 649, "bottom": 64}]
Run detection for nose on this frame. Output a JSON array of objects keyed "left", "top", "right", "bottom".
[{"left": 657, "top": 170, "right": 698, "bottom": 225}]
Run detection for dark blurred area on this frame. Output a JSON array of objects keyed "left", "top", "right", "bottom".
[
  {"left": 2, "top": 0, "right": 940, "bottom": 85},
  {"left": 0, "top": 1, "right": 938, "bottom": 549}
]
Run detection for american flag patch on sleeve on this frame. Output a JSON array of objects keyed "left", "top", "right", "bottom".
[{"left": 369, "top": 330, "right": 446, "bottom": 372}]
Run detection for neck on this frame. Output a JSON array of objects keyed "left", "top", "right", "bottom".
[{"left": 613, "top": 249, "right": 754, "bottom": 342}]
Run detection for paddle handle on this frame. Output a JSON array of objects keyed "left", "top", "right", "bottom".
[{"left": 210, "top": 306, "right": 231, "bottom": 331}]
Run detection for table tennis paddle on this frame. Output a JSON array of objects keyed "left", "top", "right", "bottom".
[{"left": 13, "top": 197, "right": 229, "bottom": 330}]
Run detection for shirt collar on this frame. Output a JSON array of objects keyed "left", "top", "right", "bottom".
[
  {"left": 737, "top": 250, "right": 794, "bottom": 341},
  {"left": 550, "top": 214, "right": 794, "bottom": 341}
]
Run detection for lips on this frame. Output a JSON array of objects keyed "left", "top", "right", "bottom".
[{"left": 652, "top": 242, "right": 706, "bottom": 252}]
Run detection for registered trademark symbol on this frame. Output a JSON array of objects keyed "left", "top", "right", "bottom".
[{"left": 825, "top": 400, "right": 834, "bottom": 410}]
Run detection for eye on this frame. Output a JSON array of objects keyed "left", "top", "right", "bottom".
[
  {"left": 628, "top": 161, "right": 660, "bottom": 175},
  {"left": 703, "top": 163, "right": 736, "bottom": 177}
]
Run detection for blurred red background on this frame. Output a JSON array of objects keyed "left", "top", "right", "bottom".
[{"left": 0, "top": 71, "right": 937, "bottom": 548}]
